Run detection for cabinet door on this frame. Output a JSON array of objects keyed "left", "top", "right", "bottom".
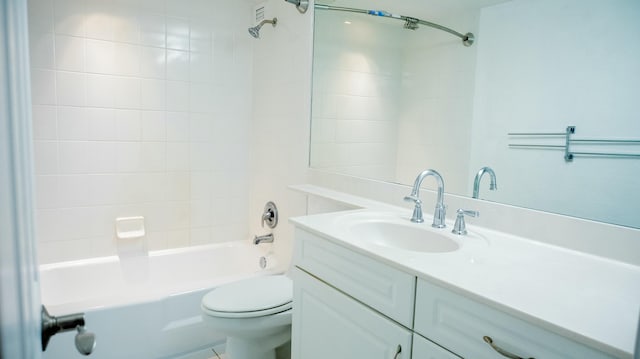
[
  {"left": 412, "top": 333, "right": 461, "bottom": 359},
  {"left": 292, "top": 267, "right": 412, "bottom": 359}
]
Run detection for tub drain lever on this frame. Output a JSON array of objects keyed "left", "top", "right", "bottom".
[{"left": 41, "top": 305, "right": 96, "bottom": 356}]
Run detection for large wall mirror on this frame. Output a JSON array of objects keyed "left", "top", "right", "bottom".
[{"left": 310, "top": 0, "right": 640, "bottom": 229}]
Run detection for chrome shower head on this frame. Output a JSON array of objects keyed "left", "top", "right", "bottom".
[{"left": 248, "top": 17, "right": 278, "bottom": 39}]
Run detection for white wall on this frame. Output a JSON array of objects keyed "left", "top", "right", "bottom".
[
  {"left": 469, "top": 0, "right": 640, "bottom": 228},
  {"left": 248, "top": 0, "right": 313, "bottom": 268},
  {"left": 28, "top": 0, "right": 254, "bottom": 263}
]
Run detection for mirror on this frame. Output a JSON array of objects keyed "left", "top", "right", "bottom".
[{"left": 310, "top": 0, "right": 640, "bottom": 228}]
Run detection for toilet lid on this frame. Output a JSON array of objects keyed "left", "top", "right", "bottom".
[{"left": 202, "top": 275, "right": 292, "bottom": 318}]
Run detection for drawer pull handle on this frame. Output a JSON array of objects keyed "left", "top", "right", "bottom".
[
  {"left": 393, "top": 344, "right": 402, "bottom": 359},
  {"left": 483, "top": 336, "right": 534, "bottom": 359}
]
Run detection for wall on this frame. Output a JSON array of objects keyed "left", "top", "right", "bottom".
[
  {"left": 28, "top": 0, "right": 254, "bottom": 263},
  {"left": 248, "top": 0, "right": 313, "bottom": 269},
  {"left": 469, "top": 0, "right": 640, "bottom": 228}
]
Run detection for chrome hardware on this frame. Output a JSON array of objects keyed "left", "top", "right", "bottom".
[
  {"left": 41, "top": 305, "right": 96, "bottom": 356},
  {"left": 452, "top": 209, "right": 479, "bottom": 235},
  {"left": 393, "top": 344, "right": 402, "bottom": 359},
  {"left": 259, "top": 256, "right": 267, "bottom": 269},
  {"left": 473, "top": 167, "right": 497, "bottom": 199},
  {"left": 404, "top": 169, "right": 446, "bottom": 228},
  {"left": 248, "top": 17, "right": 277, "bottom": 39},
  {"left": 254, "top": 233, "right": 274, "bottom": 245},
  {"left": 508, "top": 125, "right": 640, "bottom": 161},
  {"left": 284, "top": 0, "right": 309, "bottom": 13},
  {"left": 483, "top": 336, "right": 534, "bottom": 359},
  {"left": 261, "top": 201, "right": 278, "bottom": 229}
]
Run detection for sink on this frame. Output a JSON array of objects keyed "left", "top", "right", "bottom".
[{"left": 349, "top": 221, "right": 459, "bottom": 253}]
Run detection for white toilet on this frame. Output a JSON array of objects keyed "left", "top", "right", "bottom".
[{"left": 201, "top": 275, "right": 293, "bottom": 359}]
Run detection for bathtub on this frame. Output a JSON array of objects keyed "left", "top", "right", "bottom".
[{"left": 40, "top": 241, "right": 286, "bottom": 359}]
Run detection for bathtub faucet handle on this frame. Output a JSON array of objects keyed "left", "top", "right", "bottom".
[{"left": 261, "top": 201, "right": 278, "bottom": 229}]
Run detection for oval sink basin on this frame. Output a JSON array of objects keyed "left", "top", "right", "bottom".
[{"left": 350, "top": 221, "right": 459, "bottom": 253}]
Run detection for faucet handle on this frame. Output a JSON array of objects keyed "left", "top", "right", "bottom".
[
  {"left": 403, "top": 195, "right": 421, "bottom": 204},
  {"left": 452, "top": 209, "right": 479, "bottom": 235}
]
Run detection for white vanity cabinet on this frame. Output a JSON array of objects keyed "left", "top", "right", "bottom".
[
  {"left": 414, "top": 279, "right": 617, "bottom": 359},
  {"left": 291, "top": 225, "right": 627, "bottom": 359},
  {"left": 292, "top": 228, "right": 415, "bottom": 359},
  {"left": 292, "top": 268, "right": 412, "bottom": 359}
]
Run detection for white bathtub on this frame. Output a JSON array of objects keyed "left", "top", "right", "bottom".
[{"left": 40, "top": 241, "right": 286, "bottom": 359}]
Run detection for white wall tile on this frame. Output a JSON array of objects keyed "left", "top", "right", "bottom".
[
  {"left": 56, "top": 71, "right": 86, "bottom": 106},
  {"left": 31, "top": 69, "right": 56, "bottom": 105},
  {"left": 113, "top": 42, "right": 140, "bottom": 76},
  {"left": 85, "top": 73, "right": 116, "bottom": 108},
  {"left": 86, "top": 39, "right": 115, "bottom": 74},
  {"left": 30, "top": 32, "right": 55, "bottom": 69},
  {"left": 86, "top": 142, "right": 117, "bottom": 173},
  {"left": 166, "top": 17, "right": 189, "bottom": 51},
  {"left": 28, "top": 0, "right": 55, "bottom": 34},
  {"left": 166, "top": 81, "right": 189, "bottom": 112},
  {"left": 113, "top": 13, "right": 139, "bottom": 44},
  {"left": 53, "top": 0, "right": 85, "bottom": 36},
  {"left": 141, "top": 111, "right": 166, "bottom": 141},
  {"left": 30, "top": 0, "right": 255, "bottom": 263},
  {"left": 58, "top": 141, "right": 88, "bottom": 174},
  {"left": 166, "top": 49, "right": 189, "bottom": 81},
  {"left": 84, "top": 0, "right": 114, "bottom": 40},
  {"left": 87, "top": 108, "right": 116, "bottom": 140},
  {"left": 115, "top": 110, "right": 142, "bottom": 140},
  {"left": 166, "top": 111, "right": 189, "bottom": 141},
  {"left": 140, "top": 142, "right": 166, "bottom": 171},
  {"left": 58, "top": 174, "right": 90, "bottom": 207},
  {"left": 140, "top": 46, "right": 166, "bottom": 79},
  {"left": 35, "top": 175, "right": 59, "bottom": 209},
  {"left": 116, "top": 142, "right": 142, "bottom": 172},
  {"left": 139, "top": 14, "right": 166, "bottom": 48},
  {"left": 189, "top": 52, "right": 211, "bottom": 83},
  {"left": 57, "top": 106, "right": 88, "bottom": 140},
  {"left": 32, "top": 106, "right": 57, "bottom": 140},
  {"left": 141, "top": 79, "right": 165, "bottom": 110},
  {"left": 165, "top": 172, "right": 190, "bottom": 201},
  {"left": 34, "top": 141, "right": 59, "bottom": 175},
  {"left": 114, "top": 77, "right": 141, "bottom": 109},
  {"left": 166, "top": 142, "right": 189, "bottom": 171}
]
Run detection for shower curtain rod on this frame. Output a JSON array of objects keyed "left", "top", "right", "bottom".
[{"left": 315, "top": 3, "right": 474, "bottom": 47}]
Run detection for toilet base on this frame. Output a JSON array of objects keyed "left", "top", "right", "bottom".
[{"left": 225, "top": 327, "right": 291, "bottom": 359}]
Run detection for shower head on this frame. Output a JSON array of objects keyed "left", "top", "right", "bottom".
[{"left": 248, "top": 17, "right": 278, "bottom": 39}]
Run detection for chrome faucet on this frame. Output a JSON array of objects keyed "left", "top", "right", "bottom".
[
  {"left": 254, "top": 233, "right": 274, "bottom": 245},
  {"left": 404, "top": 169, "right": 446, "bottom": 228},
  {"left": 473, "top": 167, "right": 497, "bottom": 199}
]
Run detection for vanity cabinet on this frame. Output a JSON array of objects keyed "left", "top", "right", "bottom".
[
  {"left": 292, "top": 227, "right": 622, "bottom": 359},
  {"left": 292, "top": 267, "right": 412, "bottom": 359},
  {"left": 414, "top": 279, "right": 616, "bottom": 359}
]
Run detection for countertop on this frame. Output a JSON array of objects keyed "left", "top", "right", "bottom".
[{"left": 289, "top": 186, "right": 640, "bottom": 358}]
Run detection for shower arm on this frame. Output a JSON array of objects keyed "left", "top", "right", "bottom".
[{"left": 315, "top": 3, "right": 474, "bottom": 47}]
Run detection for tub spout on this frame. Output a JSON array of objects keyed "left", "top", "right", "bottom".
[{"left": 254, "top": 233, "right": 274, "bottom": 245}]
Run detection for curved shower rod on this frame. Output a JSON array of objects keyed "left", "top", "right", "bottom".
[{"left": 315, "top": 3, "right": 474, "bottom": 47}]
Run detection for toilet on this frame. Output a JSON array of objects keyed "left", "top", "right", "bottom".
[{"left": 201, "top": 275, "right": 293, "bottom": 359}]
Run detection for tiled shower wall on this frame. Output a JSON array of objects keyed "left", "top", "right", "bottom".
[{"left": 28, "top": 0, "right": 254, "bottom": 264}]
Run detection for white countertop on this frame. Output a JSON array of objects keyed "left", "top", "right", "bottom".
[{"left": 289, "top": 189, "right": 640, "bottom": 358}]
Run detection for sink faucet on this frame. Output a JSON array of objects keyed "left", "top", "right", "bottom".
[
  {"left": 473, "top": 167, "right": 497, "bottom": 199},
  {"left": 404, "top": 169, "right": 446, "bottom": 228}
]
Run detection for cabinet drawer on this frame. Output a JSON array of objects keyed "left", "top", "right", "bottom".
[
  {"left": 412, "top": 333, "right": 461, "bottom": 359},
  {"left": 294, "top": 228, "right": 416, "bottom": 328},
  {"left": 293, "top": 267, "right": 412, "bottom": 359},
  {"left": 414, "top": 279, "right": 616, "bottom": 359}
]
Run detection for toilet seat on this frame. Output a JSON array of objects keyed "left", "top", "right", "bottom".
[{"left": 202, "top": 275, "right": 292, "bottom": 319}]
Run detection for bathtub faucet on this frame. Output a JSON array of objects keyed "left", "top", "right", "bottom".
[{"left": 254, "top": 233, "right": 274, "bottom": 245}]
